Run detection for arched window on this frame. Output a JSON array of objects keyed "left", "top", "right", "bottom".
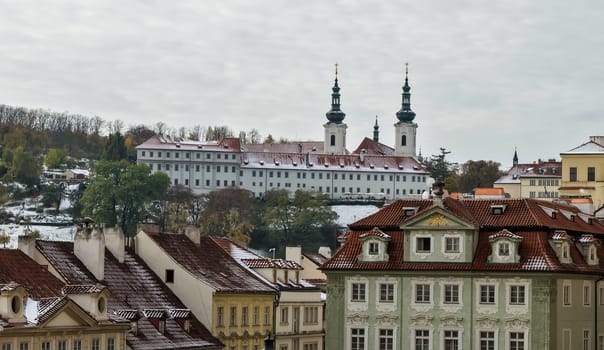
[
  {"left": 401, "top": 135, "right": 407, "bottom": 146},
  {"left": 330, "top": 135, "right": 336, "bottom": 146}
]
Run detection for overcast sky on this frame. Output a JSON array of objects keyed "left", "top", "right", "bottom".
[{"left": 2, "top": 1, "right": 603, "bottom": 167}]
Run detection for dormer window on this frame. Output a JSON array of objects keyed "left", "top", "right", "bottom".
[
  {"left": 549, "top": 230, "right": 573, "bottom": 264},
  {"left": 498, "top": 242, "right": 510, "bottom": 256},
  {"left": 358, "top": 228, "right": 390, "bottom": 262},
  {"left": 445, "top": 237, "right": 460, "bottom": 253},
  {"left": 369, "top": 242, "right": 379, "bottom": 255},
  {"left": 488, "top": 229, "right": 522, "bottom": 263},
  {"left": 562, "top": 245, "right": 569, "bottom": 259},
  {"left": 403, "top": 207, "right": 419, "bottom": 217},
  {"left": 416, "top": 237, "right": 431, "bottom": 253},
  {"left": 491, "top": 204, "right": 507, "bottom": 215},
  {"left": 577, "top": 234, "right": 599, "bottom": 265}
]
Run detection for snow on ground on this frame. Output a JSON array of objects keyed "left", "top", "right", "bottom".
[{"left": 331, "top": 205, "right": 380, "bottom": 228}]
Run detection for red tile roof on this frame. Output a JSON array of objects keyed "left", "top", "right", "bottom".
[
  {"left": 0, "top": 249, "right": 64, "bottom": 298},
  {"left": 35, "top": 240, "right": 221, "bottom": 350},
  {"left": 323, "top": 198, "right": 604, "bottom": 274},
  {"left": 352, "top": 137, "right": 395, "bottom": 156},
  {"left": 146, "top": 233, "right": 276, "bottom": 294}
]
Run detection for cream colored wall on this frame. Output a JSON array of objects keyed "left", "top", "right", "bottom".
[
  {"left": 135, "top": 231, "right": 216, "bottom": 327},
  {"left": 561, "top": 154, "right": 604, "bottom": 209},
  {"left": 300, "top": 258, "right": 326, "bottom": 280},
  {"left": 213, "top": 293, "right": 274, "bottom": 350},
  {"left": 498, "top": 183, "right": 521, "bottom": 198},
  {"left": 0, "top": 329, "right": 127, "bottom": 350}
]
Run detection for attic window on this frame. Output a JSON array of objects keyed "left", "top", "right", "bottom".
[
  {"left": 275, "top": 161, "right": 280, "bottom": 166},
  {"left": 384, "top": 165, "right": 389, "bottom": 169},
  {"left": 223, "top": 145, "right": 229, "bottom": 149},
  {"left": 403, "top": 207, "right": 418, "bottom": 216},
  {"left": 98, "top": 296, "right": 107, "bottom": 313},
  {"left": 260, "top": 161, "right": 264, "bottom": 166},
  {"left": 552, "top": 212, "right": 557, "bottom": 219},
  {"left": 293, "top": 162, "right": 297, "bottom": 166},
  {"left": 491, "top": 204, "right": 507, "bottom": 215},
  {"left": 498, "top": 242, "right": 510, "bottom": 256},
  {"left": 368, "top": 242, "right": 379, "bottom": 255},
  {"left": 570, "top": 215, "right": 575, "bottom": 222},
  {"left": 197, "top": 144, "right": 202, "bottom": 148},
  {"left": 370, "top": 164, "right": 375, "bottom": 169},
  {"left": 175, "top": 143, "right": 181, "bottom": 148},
  {"left": 165, "top": 269, "right": 174, "bottom": 283},
  {"left": 562, "top": 245, "right": 569, "bottom": 259},
  {"left": 11, "top": 295, "right": 21, "bottom": 314},
  {"left": 244, "top": 160, "right": 249, "bottom": 165},
  {"left": 324, "top": 163, "right": 329, "bottom": 167},
  {"left": 398, "top": 165, "right": 403, "bottom": 170}
]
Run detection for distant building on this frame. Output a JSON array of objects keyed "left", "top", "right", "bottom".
[
  {"left": 494, "top": 150, "right": 561, "bottom": 201},
  {"left": 136, "top": 66, "right": 430, "bottom": 200},
  {"left": 286, "top": 246, "right": 331, "bottom": 291},
  {"left": 135, "top": 226, "right": 277, "bottom": 350},
  {"left": 212, "top": 238, "right": 325, "bottom": 350},
  {"left": 560, "top": 136, "right": 604, "bottom": 214},
  {"left": 0, "top": 249, "right": 130, "bottom": 350},
  {"left": 17, "top": 227, "right": 222, "bottom": 350},
  {"left": 321, "top": 185, "right": 604, "bottom": 350}
]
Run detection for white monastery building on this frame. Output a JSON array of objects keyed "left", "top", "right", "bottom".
[{"left": 136, "top": 66, "right": 430, "bottom": 200}]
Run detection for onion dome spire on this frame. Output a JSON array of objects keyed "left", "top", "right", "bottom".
[
  {"left": 513, "top": 147, "right": 519, "bottom": 166},
  {"left": 325, "top": 63, "right": 346, "bottom": 123},
  {"left": 396, "top": 62, "right": 416, "bottom": 123},
  {"left": 373, "top": 116, "right": 379, "bottom": 142}
]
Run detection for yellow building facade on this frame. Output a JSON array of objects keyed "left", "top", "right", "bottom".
[{"left": 560, "top": 136, "right": 604, "bottom": 213}]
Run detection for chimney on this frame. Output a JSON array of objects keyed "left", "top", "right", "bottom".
[
  {"left": 318, "top": 246, "right": 332, "bottom": 258},
  {"left": 104, "top": 227, "right": 125, "bottom": 263},
  {"left": 184, "top": 225, "right": 201, "bottom": 245},
  {"left": 18, "top": 235, "right": 37, "bottom": 259},
  {"left": 285, "top": 246, "right": 302, "bottom": 264},
  {"left": 359, "top": 149, "right": 366, "bottom": 163},
  {"left": 590, "top": 136, "right": 604, "bottom": 146},
  {"left": 74, "top": 226, "right": 105, "bottom": 281}
]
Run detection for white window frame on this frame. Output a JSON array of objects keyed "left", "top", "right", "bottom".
[
  {"left": 379, "top": 283, "right": 395, "bottom": 303},
  {"left": 563, "top": 280, "right": 572, "bottom": 307},
  {"left": 584, "top": 282, "right": 592, "bottom": 306},
  {"left": 351, "top": 283, "right": 367, "bottom": 302},
  {"left": 377, "top": 328, "right": 395, "bottom": 350},
  {"left": 509, "top": 285, "right": 526, "bottom": 305},
  {"left": 443, "top": 329, "right": 460, "bottom": 350},
  {"left": 443, "top": 283, "right": 461, "bottom": 305},
  {"left": 480, "top": 284, "right": 496, "bottom": 305}
]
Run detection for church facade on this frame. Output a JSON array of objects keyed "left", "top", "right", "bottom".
[{"left": 136, "top": 67, "right": 430, "bottom": 200}]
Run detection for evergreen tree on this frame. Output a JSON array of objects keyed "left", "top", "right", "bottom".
[{"left": 101, "top": 132, "right": 128, "bottom": 161}]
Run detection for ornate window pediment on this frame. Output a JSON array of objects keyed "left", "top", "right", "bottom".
[
  {"left": 488, "top": 229, "right": 522, "bottom": 263},
  {"left": 358, "top": 227, "right": 390, "bottom": 262},
  {"left": 549, "top": 230, "right": 573, "bottom": 264}
]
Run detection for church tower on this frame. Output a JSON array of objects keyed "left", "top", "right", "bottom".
[
  {"left": 394, "top": 63, "right": 417, "bottom": 156},
  {"left": 373, "top": 116, "right": 379, "bottom": 142},
  {"left": 324, "top": 64, "right": 347, "bottom": 155}
]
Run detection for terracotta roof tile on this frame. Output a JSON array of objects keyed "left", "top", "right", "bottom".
[
  {"left": 35, "top": 240, "right": 221, "bottom": 349},
  {"left": 0, "top": 249, "right": 64, "bottom": 298},
  {"left": 303, "top": 253, "right": 329, "bottom": 266},
  {"left": 323, "top": 198, "right": 604, "bottom": 274},
  {"left": 147, "top": 233, "right": 276, "bottom": 294}
]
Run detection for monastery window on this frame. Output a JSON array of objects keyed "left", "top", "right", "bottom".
[
  {"left": 240, "top": 170, "right": 243, "bottom": 177},
  {"left": 303, "top": 343, "right": 318, "bottom": 350},
  {"left": 259, "top": 171, "right": 263, "bottom": 177},
  {"left": 357, "top": 174, "right": 361, "bottom": 180},
  {"left": 285, "top": 172, "right": 289, "bottom": 178},
  {"left": 349, "top": 174, "right": 353, "bottom": 180},
  {"left": 414, "top": 329, "right": 429, "bottom": 350},
  {"left": 253, "top": 170, "right": 257, "bottom": 177},
  {"left": 351, "top": 283, "right": 366, "bottom": 302},
  {"left": 416, "top": 237, "right": 431, "bottom": 253},
  {"left": 216, "top": 180, "right": 220, "bottom": 187},
  {"left": 443, "top": 284, "right": 460, "bottom": 304},
  {"left": 217, "top": 153, "right": 221, "bottom": 159},
  {"left": 230, "top": 306, "right": 237, "bottom": 326},
  {"left": 166, "top": 152, "right": 170, "bottom": 158},
  {"left": 326, "top": 187, "right": 330, "bottom": 192},
  {"left": 342, "top": 187, "right": 345, "bottom": 193},
  {"left": 330, "top": 134, "right": 336, "bottom": 146},
  {"left": 367, "top": 188, "right": 371, "bottom": 193},
  {"left": 174, "top": 179, "right": 178, "bottom": 185},
  {"left": 510, "top": 285, "right": 526, "bottom": 305},
  {"left": 232, "top": 166, "right": 236, "bottom": 173},
  {"left": 351, "top": 328, "right": 365, "bottom": 350},
  {"left": 57, "top": 343, "right": 66, "bottom": 350},
  {"left": 356, "top": 187, "right": 361, "bottom": 193},
  {"left": 302, "top": 173, "right": 306, "bottom": 179},
  {"left": 349, "top": 187, "right": 353, "bottom": 193},
  {"left": 401, "top": 135, "right": 407, "bottom": 146},
  {"left": 157, "top": 151, "right": 162, "bottom": 157},
  {"left": 107, "top": 338, "right": 115, "bottom": 350},
  {"left": 326, "top": 173, "right": 330, "bottom": 179},
  {"left": 412, "top": 175, "right": 415, "bottom": 182},
  {"left": 588, "top": 167, "right": 596, "bottom": 181},
  {"left": 165, "top": 164, "right": 170, "bottom": 171},
  {"left": 378, "top": 329, "right": 394, "bottom": 350},
  {"left": 216, "top": 166, "right": 220, "bottom": 173},
  {"left": 570, "top": 167, "right": 577, "bottom": 182},
  {"left": 374, "top": 175, "right": 378, "bottom": 181},
  {"left": 367, "top": 175, "right": 371, "bottom": 181},
  {"left": 311, "top": 173, "right": 315, "bottom": 179},
  {"left": 19, "top": 343, "right": 29, "bottom": 350},
  {"left": 149, "top": 151, "right": 154, "bottom": 157},
  {"left": 445, "top": 237, "right": 460, "bottom": 253},
  {"left": 415, "top": 284, "right": 431, "bottom": 303},
  {"left": 206, "top": 180, "right": 210, "bottom": 186},
  {"left": 334, "top": 187, "right": 337, "bottom": 193},
  {"left": 92, "top": 339, "right": 100, "bottom": 350},
  {"left": 403, "top": 189, "right": 406, "bottom": 195},
  {"left": 563, "top": 282, "right": 572, "bottom": 306},
  {"left": 480, "top": 331, "right": 495, "bottom": 350},
  {"left": 442, "top": 331, "right": 460, "bottom": 350},
  {"left": 206, "top": 153, "right": 211, "bottom": 159},
  {"left": 175, "top": 164, "right": 179, "bottom": 171},
  {"left": 379, "top": 283, "right": 395, "bottom": 302},
  {"left": 224, "top": 166, "right": 228, "bottom": 172},
  {"left": 41, "top": 343, "right": 51, "bottom": 350},
  {"left": 175, "top": 152, "right": 180, "bottom": 158},
  {"left": 480, "top": 285, "right": 496, "bottom": 304},
  {"left": 141, "top": 151, "right": 146, "bottom": 157},
  {"left": 381, "top": 175, "right": 384, "bottom": 181}
]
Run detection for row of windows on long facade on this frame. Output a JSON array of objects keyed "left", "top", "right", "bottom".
[
  {"left": 1, "top": 338, "right": 115, "bottom": 350},
  {"left": 569, "top": 166, "right": 598, "bottom": 182},
  {"left": 349, "top": 327, "right": 528, "bottom": 350},
  {"left": 214, "top": 305, "right": 320, "bottom": 328}
]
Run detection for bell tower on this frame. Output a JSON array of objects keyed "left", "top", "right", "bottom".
[
  {"left": 394, "top": 63, "right": 417, "bottom": 156},
  {"left": 324, "top": 63, "right": 347, "bottom": 155}
]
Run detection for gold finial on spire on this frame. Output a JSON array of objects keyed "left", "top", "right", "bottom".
[{"left": 335, "top": 62, "right": 339, "bottom": 78}]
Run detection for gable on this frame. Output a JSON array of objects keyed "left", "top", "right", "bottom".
[
  {"left": 401, "top": 207, "right": 476, "bottom": 231},
  {"left": 39, "top": 300, "right": 97, "bottom": 328}
]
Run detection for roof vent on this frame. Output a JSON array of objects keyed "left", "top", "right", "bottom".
[
  {"left": 370, "top": 164, "right": 375, "bottom": 169},
  {"left": 293, "top": 161, "right": 297, "bottom": 166},
  {"left": 259, "top": 161, "right": 264, "bottom": 166},
  {"left": 223, "top": 145, "right": 229, "bottom": 149},
  {"left": 244, "top": 160, "right": 249, "bottom": 165},
  {"left": 312, "top": 146, "right": 317, "bottom": 151},
  {"left": 403, "top": 207, "right": 418, "bottom": 216},
  {"left": 324, "top": 163, "right": 329, "bottom": 167},
  {"left": 197, "top": 144, "right": 203, "bottom": 149},
  {"left": 309, "top": 162, "right": 314, "bottom": 167},
  {"left": 398, "top": 165, "right": 403, "bottom": 170},
  {"left": 384, "top": 165, "right": 389, "bottom": 169},
  {"left": 355, "top": 163, "right": 360, "bottom": 168},
  {"left": 413, "top": 166, "right": 419, "bottom": 170},
  {"left": 340, "top": 163, "right": 345, "bottom": 168},
  {"left": 275, "top": 161, "right": 280, "bottom": 166},
  {"left": 175, "top": 143, "right": 181, "bottom": 148}
]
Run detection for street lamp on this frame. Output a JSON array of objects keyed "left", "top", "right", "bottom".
[{"left": 268, "top": 248, "right": 276, "bottom": 259}]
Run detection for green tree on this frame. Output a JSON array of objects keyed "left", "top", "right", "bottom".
[
  {"left": 200, "top": 188, "right": 257, "bottom": 245},
  {"left": 259, "top": 189, "right": 338, "bottom": 252},
  {"left": 426, "top": 147, "right": 453, "bottom": 182},
  {"left": 79, "top": 160, "right": 170, "bottom": 236},
  {"left": 101, "top": 132, "right": 128, "bottom": 161},
  {"left": 5, "top": 146, "right": 42, "bottom": 188},
  {"left": 45, "top": 148, "right": 67, "bottom": 169},
  {"left": 457, "top": 160, "right": 503, "bottom": 193},
  {"left": 0, "top": 231, "right": 10, "bottom": 248}
]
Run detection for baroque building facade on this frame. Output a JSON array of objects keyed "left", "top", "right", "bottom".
[
  {"left": 136, "top": 67, "right": 430, "bottom": 200},
  {"left": 321, "top": 184, "right": 604, "bottom": 350}
]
